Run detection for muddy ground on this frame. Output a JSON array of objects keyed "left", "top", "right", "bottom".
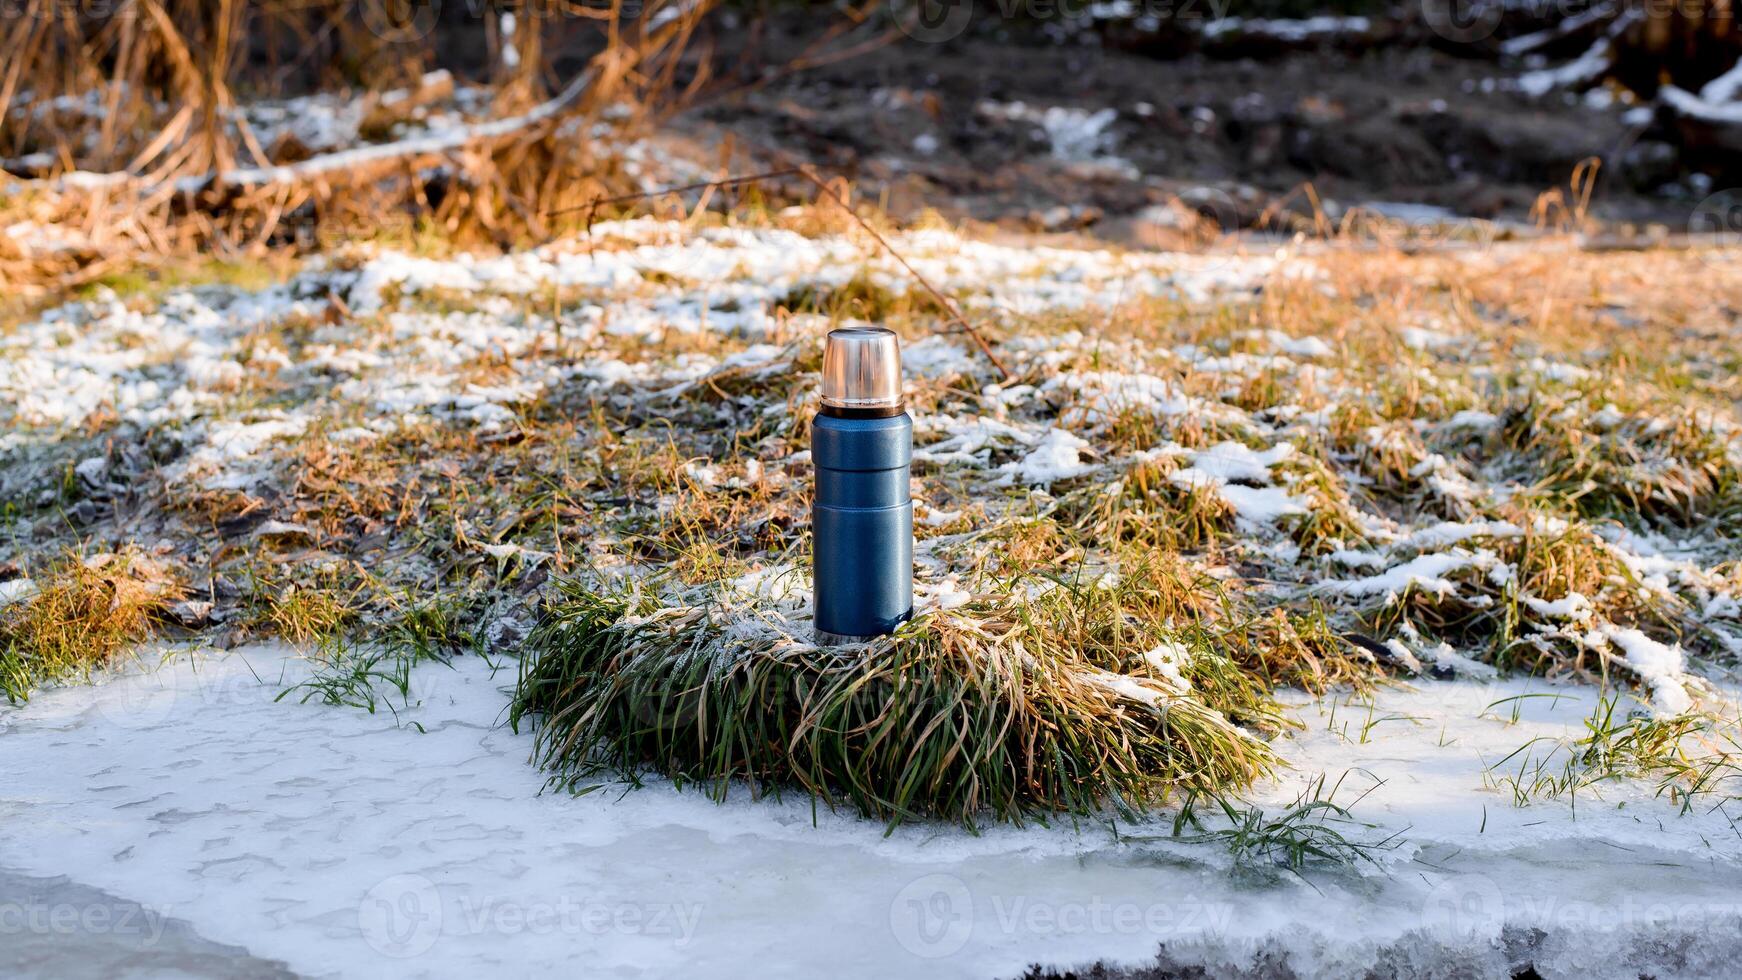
[{"left": 682, "top": 23, "right": 1706, "bottom": 239}]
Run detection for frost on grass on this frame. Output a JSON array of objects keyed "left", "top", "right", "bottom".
[
  {"left": 1, "top": 212, "right": 1740, "bottom": 823},
  {"left": 0, "top": 549, "right": 182, "bottom": 702},
  {"left": 513, "top": 568, "right": 1280, "bottom": 828}
]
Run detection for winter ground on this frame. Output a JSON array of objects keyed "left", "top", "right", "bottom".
[{"left": 4, "top": 212, "right": 1742, "bottom": 978}]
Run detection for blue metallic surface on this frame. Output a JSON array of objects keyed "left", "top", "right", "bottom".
[{"left": 812, "top": 412, "right": 913, "bottom": 639}]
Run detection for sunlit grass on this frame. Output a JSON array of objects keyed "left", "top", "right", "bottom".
[{"left": 0, "top": 549, "right": 182, "bottom": 703}]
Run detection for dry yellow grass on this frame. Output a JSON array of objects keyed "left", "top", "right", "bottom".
[{"left": 1, "top": 550, "right": 183, "bottom": 702}]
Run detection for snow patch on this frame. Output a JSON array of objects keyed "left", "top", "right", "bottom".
[{"left": 999, "top": 428, "right": 1097, "bottom": 485}]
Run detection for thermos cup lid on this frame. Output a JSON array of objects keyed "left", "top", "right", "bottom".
[{"left": 821, "top": 328, "right": 903, "bottom": 409}]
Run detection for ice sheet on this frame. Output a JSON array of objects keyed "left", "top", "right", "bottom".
[{"left": 5, "top": 648, "right": 1741, "bottom": 979}]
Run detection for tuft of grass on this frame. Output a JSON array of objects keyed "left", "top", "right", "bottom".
[
  {"left": 512, "top": 575, "right": 1280, "bottom": 830},
  {"left": 0, "top": 550, "right": 182, "bottom": 703},
  {"left": 74, "top": 256, "right": 290, "bottom": 304},
  {"left": 1285, "top": 473, "right": 1372, "bottom": 557},
  {"left": 1483, "top": 693, "right": 1742, "bottom": 812},
  {"left": 1066, "top": 458, "right": 1235, "bottom": 552},
  {"left": 1496, "top": 385, "right": 1742, "bottom": 529},
  {"left": 274, "top": 588, "right": 484, "bottom": 725},
  {"left": 274, "top": 637, "right": 455, "bottom": 725},
  {"left": 1126, "top": 771, "right": 1401, "bottom": 873},
  {"left": 773, "top": 272, "right": 946, "bottom": 324},
  {"left": 256, "top": 581, "right": 357, "bottom": 650},
  {"left": 1230, "top": 606, "right": 1382, "bottom": 695}
]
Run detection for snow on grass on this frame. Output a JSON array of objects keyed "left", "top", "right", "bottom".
[
  {"left": 1600, "top": 627, "right": 1696, "bottom": 716},
  {"left": 173, "top": 416, "right": 312, "bottom": 491},
  {"left": 0, "top": 286, "right": 323, "bottom": 433},
  {"left": 900, "top": 335, "right": 979, "bottom": 379},
  {"left": 998, "top": 427, "right": 1097, "bottom": 485},
  {"left": 1523, "top": 592, "right": 1595, "bottom": 622},
  {"left": 1211, "top": 484, "right": 1309, "bottom": 524},
  {"left": 1175, "top": 441, "right": 1293, "bottom": 484},
  {"left": 1141, "top": 639, "right": 1194, "bottom": 694},
  {"left": 1327, "top": 550, "right": 1502, "bottom": 599},
  {"left": 1166, "top": 441, "right": 1308, "bottom": 525},
  {"left": 914, "top": 414, "right": 1043, "bottom": 465},
  {"left": 347, "top": 219, "right": 1276, "bottom": 321},
  {"left": 1041, "top": 369, "right": 1219, "bottom": 430},
  {"left": 1252, "top": 329, "right": 1335, "bottom": 359},
  {"left": 1397, "top": 519, "right": 1522, "bottom": 551},
  {"left": 1073, "top": 664, "right": 1180, "bottom": 707},
  {"left": 4, "top": 208, "right": 1742, "bottom": 974},
  {"left": 22, "top": 219, "right": 1285, "bottom": 486}
]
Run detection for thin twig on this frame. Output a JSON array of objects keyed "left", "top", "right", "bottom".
[{"left": 794, "top": 166, "right": 1010, "bottom": 381}]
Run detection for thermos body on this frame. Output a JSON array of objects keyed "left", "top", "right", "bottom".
[
  {"left": 812, "top": 327, "right": 914, "bottom": 644},
  {"left": 812, "top": 411, "right": 913, "bottom": 642}
]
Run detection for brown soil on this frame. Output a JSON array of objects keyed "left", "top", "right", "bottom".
[{"left": 679, "top": 24, "right": 1702, "bottom": 238}]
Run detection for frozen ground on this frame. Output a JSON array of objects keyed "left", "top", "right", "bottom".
[
  {"left": 3, "top": 208, "right": 1740, "bottom": 979},
  {"left": 4, "top": 646, "right": 1742, "bottom": 980}
]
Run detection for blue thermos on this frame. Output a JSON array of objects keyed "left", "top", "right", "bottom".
[{"left": 812, "top": 327, "right": 913, "bottom": 644}]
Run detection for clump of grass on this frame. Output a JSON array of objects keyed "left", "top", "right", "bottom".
[
  {"left": 1226, "top": 606, "right": 1379, "bottom": 695},
  {"left": 0, "top": 550, "right": 182, "bottom": 703},
  {"left": 513, "top": 575, "right": 1279, "bottom": 829},
  {"left": 385, "top": 591, "right": 480, "bottom": 661},
  {"left": 1483, "top": 693, "right": 1742, "bottom": 812},
  {"left": 1126, "top": 772, "right": 1401, "bottom": 873},
  {"left": 275, "top": 637, "right": 454, "bottom": 724},
  {"left": 773, "top": 272, "right": 946, "bottom": 324},
  {"left": 1496, "top": 386, "right": 1742, "bottom": 529},
  {"left": 270, "top": 587, "right": 354, "bottom": 648},
  {"left": 940, "top": 514, "right": 1075, "bottom": 581},
  {"left": 1281, "top": 453, "right": 1371, "bottom": 557},
  {"left": 1353, "top": 512, "right": 1698, "bottom": 679},
  {"left": 274, "top": 588, "right": 482, "bottom": 724},
  {"left": 1341, "top": 420, "right": 1462, "bottom": 514},
  {"left": 1066, "top": 459, "right": 1235, "bottom": 552}
]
